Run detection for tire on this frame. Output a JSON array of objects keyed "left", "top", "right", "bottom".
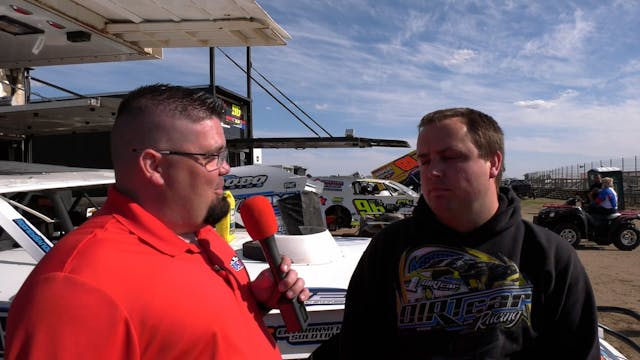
[
  {"left": 612, "top": 224, "right": 640, "bottom": 251},
  {"left": 553, "top": 223, "right": 582, "bottom": 248},
  {"left": 325, "top": 205, "right": 351, "bottom": 230}
]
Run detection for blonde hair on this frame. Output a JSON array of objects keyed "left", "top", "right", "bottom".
[{"left": 602, "top": 177, "right": 614, "bottom": 187}]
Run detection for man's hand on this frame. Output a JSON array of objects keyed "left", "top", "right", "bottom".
[{"left": 250, "top": 255, "right": 310, "bottom": 312}]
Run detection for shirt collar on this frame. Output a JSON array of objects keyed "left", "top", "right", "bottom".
[{"left": 97, "top": 186, "right": 202, "bottom": 256}]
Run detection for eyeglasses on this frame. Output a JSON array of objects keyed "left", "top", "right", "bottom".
[{"left": 132, "top": 148, "right": 229, "bottom": 172}]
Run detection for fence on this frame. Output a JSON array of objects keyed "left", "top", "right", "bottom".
[{"left": 524, "top": 156, "right": 640, "bottom": 208}]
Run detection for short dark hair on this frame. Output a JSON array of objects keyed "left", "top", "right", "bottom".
[
  {"left": 419, "top": 107, "right": 505, "bottom": 185},
  {"left": 115, "top": 83, "right": 225, "bottom": 124}
]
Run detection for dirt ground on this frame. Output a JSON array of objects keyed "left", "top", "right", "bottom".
[{"left": 520, "top": 198, "right": 639, "bottom": 359}]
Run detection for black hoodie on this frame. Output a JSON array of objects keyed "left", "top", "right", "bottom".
[{"left": 337, "top": 188, "right": 600, "bottom": 359}]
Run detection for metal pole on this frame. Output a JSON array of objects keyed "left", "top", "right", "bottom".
[
  {"left": 209, "top": 47, "right": 216, "bottom": 96},
  {"left": 47, "top": 191, "right": 74, "bottom": 233},
  {"left": 25, "top": 68, "right": 31, "bottom": 104},
  {"left": 246, "top": 46, "right": 253, "bottom": 165}
]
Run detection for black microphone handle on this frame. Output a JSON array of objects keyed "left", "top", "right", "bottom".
[{"left": 257, "top": 235, "right": 309, "bottom": 333}]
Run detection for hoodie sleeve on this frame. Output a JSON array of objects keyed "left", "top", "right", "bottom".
[
  {"left": 523, "top": 224, "right": 601, "bottom": 359},
  {"left": 337, "top": 230, "right": 400, "bottom": 360}
]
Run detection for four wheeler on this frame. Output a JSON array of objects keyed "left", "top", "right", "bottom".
[{"left": 533, "top": 198, "right": 640, "bottom": 251}]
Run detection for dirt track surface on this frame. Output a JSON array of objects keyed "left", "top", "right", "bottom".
[{"left": 521, "top": 198, "right": 639, "bottom": 359}]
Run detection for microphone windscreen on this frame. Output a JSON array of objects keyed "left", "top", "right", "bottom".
[{"left": 240, "top": 195, "right": 278, "bottom": 240}]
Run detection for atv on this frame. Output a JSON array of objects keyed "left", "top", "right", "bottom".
[{"left": 533, "top": 198, "right": 640, "bottom": 251}]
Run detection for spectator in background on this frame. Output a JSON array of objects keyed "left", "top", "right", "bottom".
[
  {"left": 588, "top": 174, "right": 602, "bottom": 203},
  {"left": 594, "top": 177, "right": 618, "bottom": 214}
]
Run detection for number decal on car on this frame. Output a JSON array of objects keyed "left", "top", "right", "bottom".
[{"left": 353, "top": 199, "right": 386, "bottom": 215}]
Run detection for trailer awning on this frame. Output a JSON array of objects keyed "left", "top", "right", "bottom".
[
  {"left": 227, "top": 137, "right": 410, "bottom": 150},
  {"left": 0, "top": 97, "right": 119, "bottom": 139},
  {"left": 0, "top": 0, "right": 290, "bottom": 68}
]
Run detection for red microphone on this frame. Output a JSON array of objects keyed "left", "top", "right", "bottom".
[{"left": 240, "top": 195, "right": 309, "bottom": 333}]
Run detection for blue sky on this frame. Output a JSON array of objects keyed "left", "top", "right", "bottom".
[{"left": 31, "top": 0, "right": 640, "bottom": 178}]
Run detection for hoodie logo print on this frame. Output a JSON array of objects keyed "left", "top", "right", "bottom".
[{"left": 397, "top": 246, "right": 532, "bottom": 332}]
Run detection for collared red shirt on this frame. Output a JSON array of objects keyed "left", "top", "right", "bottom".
[{"left": 6, "top": 186, "right": 281, "bottom": 360}]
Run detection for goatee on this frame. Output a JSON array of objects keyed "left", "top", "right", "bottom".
[{"left": 203, "top": 196, "right": 231, "bottom": 226}]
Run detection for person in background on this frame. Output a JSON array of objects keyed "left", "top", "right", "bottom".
[
  {"left": 337, "top": 107, "right": 600, "bottom": 359},
  {"left": 594, "top": 177, "right": 618, "bottom": 214},
  {"left": 588, "top": 174, "right": 603, "bottom": 203},
  {"left": 6, "top": 84, "right": 309, "bottom": 359}
]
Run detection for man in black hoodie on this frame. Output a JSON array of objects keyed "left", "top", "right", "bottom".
[{"left": 337, "top": 108, "right": 600, "bottom": 359}]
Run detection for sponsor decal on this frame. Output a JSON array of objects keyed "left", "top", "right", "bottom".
[
  {"left": 395, "top": 198, "right": 414, "bottom": 207},
  {"left": 272, "top": 323, "right": 342, "bottom": 344},
  {"left": 305, "top": 288, "right": 346, "bottom": 306},
  {"left": 229, "top": 256, "right": 244, "bottom": 271},
  {"left": 13, "top": 218, "right": 51, "bottom": 252},
  {"left": 283, "top": 181, "right": 297, "bottom": 189},
  {"left": 224, "top": 174, "right": 268, "bottom": 189},
  {"left": 315, "top": 179, "right": 344, "bottom": 192},
  {"left": 331, "top": 196, "right": 344, "bottom": 204}
]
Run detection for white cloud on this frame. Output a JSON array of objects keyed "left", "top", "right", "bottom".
[
  {"left": 444, "top": 49, "right": 477, "bottom": 66},
  {"left": 393, "top": 10, "right": 430, "bottom": 44},
  {"left": 514, "top": 100, "right": 555, "bottom": 109},
  {"left": 621, "top": 58, "right": 640, "bottom": 73},
  {"left": 513, "top": 90, "right": 578, "bottom": 109},
  {"left": 506, "top": 98, "right": 640, "bottom": 154},
  {"left": 521, "top": 9, "right": 594, "bottom": 59},
  {"left": 559, "top": 89, "right": 579, "bottom": 98}
]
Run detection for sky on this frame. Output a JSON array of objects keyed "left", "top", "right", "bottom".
[{"left": 28, "top": 0, "right": 640, "bottom": 178}]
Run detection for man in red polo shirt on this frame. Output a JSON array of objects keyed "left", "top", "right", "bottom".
[{"left": 6, "top": 84, "right": 309, "bottom": 359}]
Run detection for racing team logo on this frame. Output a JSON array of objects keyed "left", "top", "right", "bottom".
[{"left": 397, "top": 246, "right": 532, "bottom": 332}]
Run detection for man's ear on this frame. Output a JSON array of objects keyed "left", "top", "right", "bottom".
[
  {"left": 139, "top": 149, "right": 165, "bottom": 185},
  {"left": 489, "top": 151, "right": 503, "bottom": 179}
]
